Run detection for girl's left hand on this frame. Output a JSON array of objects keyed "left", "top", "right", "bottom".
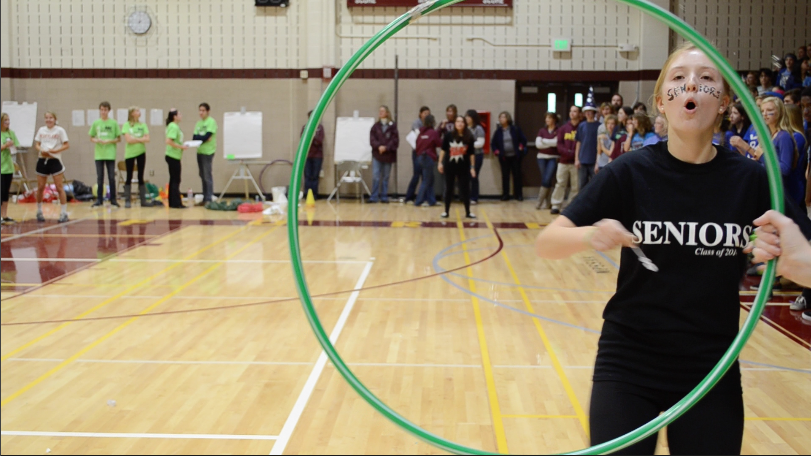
[{"left": 470, "top": 168, "right": 476, "bottom": 178}]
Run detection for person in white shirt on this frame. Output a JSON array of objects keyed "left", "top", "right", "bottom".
[{"left": 33, "top": 111, "right": 70, "bottom": 223}]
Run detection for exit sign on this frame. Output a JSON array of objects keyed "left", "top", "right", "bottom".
[{"left": 552, "top": 39, "right": 571, "bottom": 52}]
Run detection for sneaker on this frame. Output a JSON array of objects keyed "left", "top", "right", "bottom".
[
  {"left": 91, "top": 201, "right": 103, "bottom": 208},
  {"left": 470, "top": 200, "right": 478, "bottom": 205},
  {"left": 57, "top": 213, "right": 69, "bottom": 223},
  {"left": 110, "top": 201, "right": 120, "bottom": 208},
  {"left": 790, "top": 296, "right": 807, "bottom": 311},
  {"left": 466, "top": 213, "right": 476, "bottom": 219},
  {"left": 1, "top": 217, "right": 14, "bottom": 223},
  {"left": 803, "top": 310, "right": 811, "bottom": 322},
  {"left": 36, "top": 212, "right": 46, "bottom": 222},
  {"left": 381, "top": 199, "right": 390, "bottom": 204},
  {"left": 440, "top": 212, "right": 449, "bottom": 218},
  {"left": 125, "top": 200, "right": 131, "bottom": 208},
  {"left": 500, "top": 195, "right": 510, "bottom": 201},
  {"left": 550, "top": 208, "right": 560, "bottom": 215},
  {"left": 517, "top": 196, "right": 524, "bottom": 202}
]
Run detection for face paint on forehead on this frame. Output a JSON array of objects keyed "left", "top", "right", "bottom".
[{"left": 666, "top": 83, "right": 722, "bottom": 101}]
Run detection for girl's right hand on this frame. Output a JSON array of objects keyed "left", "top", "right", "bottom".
[{"left": 587, "top": 219, "right": 636, "bottom": 251}]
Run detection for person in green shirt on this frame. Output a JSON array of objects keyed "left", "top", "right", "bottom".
[
  {"left": 89, "top": 101, "right": 122, "bottom": 207},
  {"left": 122, "top": 106, "right": 153, "bottom": 208},
  {"left": 1, "top": 113, "right": 20, "bottom": 224},
  {"left": 165, "top": 109, "right": 189, "bottom": 208},
  {"left": 193, "top": 102, "right": 217, "bottom": 203}
]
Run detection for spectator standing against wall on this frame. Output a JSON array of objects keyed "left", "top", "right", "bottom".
[
  {"left": 369, "top": 105, "right": 399, "bottom": 203},
  {"left": 300, "top": 110, "right": 325, "bottom": 200},
  {"left": 193, "top": 103, "right": 217, "bottom": 204},
  {"left": 414, "top": 115, "right": 442, "bottom": 208},
  {"left": 491, "top": 111, "right": 528, "bottom": 201},
  {"left": 465, "top": 110, "right": 486, "bottom": 205},
  {"left": 164, "top": 109, "right": 189, "bottom": 209},
  {"left": 550, "top": 106, "right": 581, "bottom": 214},
  {"left": 535, "top": 112, "right": 559, "bottom": 209},
  {"left": 121, "top": 106, "right": 152, "bottom": 208},
  {"left": 89, "top": 101, "right": 121, "bottom": 207},
  {"left": 405, "top": 106, "right": 431, "bottom": 204},
  {"left": 576, "top": 94, "right": 600, "bottom": 190}
]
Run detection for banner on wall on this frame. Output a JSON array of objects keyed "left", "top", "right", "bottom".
[{"left": 348, "top": 0, "right": 511, "bottom": 7}]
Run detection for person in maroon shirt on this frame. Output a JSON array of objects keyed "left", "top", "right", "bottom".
[
  {"left": 414, "top": 115, "right": 442, "bottom": 207},
  {"left": 301, "top": 110, "right": 325, "bottom": 200},
  {"left": 550, "top": 105, "right": 581, "bottom": 214},
  {"left": 369, "top": 105, "right": 399, "bottom": 203}
]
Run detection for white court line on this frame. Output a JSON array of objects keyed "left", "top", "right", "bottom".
[
  {"left": 0, "top": 218, "right": 86, "bottom": 243},
  {"left": 270, "top": 260, "right": 374, "bottom": 456},
  {"left": 0, "top": 258, "right": 368, "bottom": 264},
  {"left": 0, "top": 430, "right": 278, "bottom": 440},
  {"left": 6, "top": 358, "right": 801, "bottom": 373}
]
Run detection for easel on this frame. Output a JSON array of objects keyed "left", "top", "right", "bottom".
[
  {"left": 12, "top": 148, "right": 31, "bottom": 193},
  {"left": 219, "top": 159, "right": 266, "bottom": 201},
  {"left": 327, "top": 161, "right": 372, "bottom": 204}
]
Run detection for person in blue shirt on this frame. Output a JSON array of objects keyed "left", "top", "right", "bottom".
[
  {"left": 725, "top": 103, "right": 752, "bottom": 156},
  {"left": 575, "top": 104, "right": 600, "bottom": 190},
  {"left": 777, "top": 53, "right": 801, "bottom": 91},
  {"left": 623, "top": 112, "right": 654, "bottom": 152},
  {"left": 755, "top": 97, "right": 802, "bottom": 206},
  {"left": 643, "top": 114, "right": 668, "bottom": 146}
]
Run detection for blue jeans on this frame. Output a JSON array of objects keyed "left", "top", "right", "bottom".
[
  {"left": 537, "top": 157, "right": 558, "bottom": 188},
  {"left": 196, "top": 153, "right": 214, "bottom": 202},
  {"left": 370, "top": 158, "right": 392, "bottom": 202},
  {"left": 414, "top": 154, "right": 437, "bottom": 206},
  {"left": 578, "top": 165, "right": 596, "bottom": 191},
  {"left": 470, "top": 153, "right": 484, "bottom": 202},
  {"left": 304, "top": 157, "right": 323, "bottom": 199},
  {"left": 405, "top": 150, "right": 420, "bottom": 201}
]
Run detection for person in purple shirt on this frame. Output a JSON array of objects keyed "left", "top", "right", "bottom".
[{"left": 369, "top": 105, "right": 399, "bottom": 203}]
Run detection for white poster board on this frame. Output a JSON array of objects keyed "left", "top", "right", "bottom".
[
  {"left": 223, "top": 111, "right": 263, "bottom": 160},
  {"left": 1, "top": 102, "right": 38, "bottom": 147},
  {"left": 116, "top": 108, "right": 129, "bottom": 125},
  {"left": 334, "top": 117, "right": 375, "bottom": 163}
]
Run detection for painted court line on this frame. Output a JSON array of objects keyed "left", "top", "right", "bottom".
[
  {"left": 0, "top": 218, "right": 85, "bottom": 243},
  {"left": 0, "top": 431, "right": 278, "bottom": 440},
  {"left": 270, "top": 261, "right": 374, "bottom": 456},
  {"left": 0, "top": 258, "right": 368, "bottom": 264}
]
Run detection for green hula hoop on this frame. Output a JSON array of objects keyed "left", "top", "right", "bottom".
[{"left": 287, "top": 0, "right": 784, "bottom": 453}]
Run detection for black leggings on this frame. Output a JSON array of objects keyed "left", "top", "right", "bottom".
[
  {"left": 500, "top": 155, "right": 522, "bottom": 198},
  {"left": 1, "top": 173, "right": 12, "bottom": 203},
  {"left": 125, "top": 154, "right": 146, "bottom": 186},
  {"left": 95, "top": 160, "right": 116, "bottom": 202},
  {"left": 443, "top": 160, "right": 471, "bottom": 215},
  {"left": 590, "top": 380, "right": 744, "bottom": 455},
  {"left": 165, "top": 156, "right": 182, "bottom": 208}
]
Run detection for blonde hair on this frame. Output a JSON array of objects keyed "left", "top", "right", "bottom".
[
  {"left": 127, "top": 106, "right": 141, "bottom": 124},
  {"left": 652, "top": 42, "right": 731, "bottom": 127},
  {"left": 44, "top": 111, "right": 58, "bottom": 121},
  {"left": 0, "top": 113, "right": 8, "bottom": 131},
  {"left": 761, "top": 97, "right": 799, "bottom": 169},
  {"left": 785, "top": 104, "right": 805, "bottom": 138},
  {"left": 379, "top": 105, "right": 393, "bottom": 122}
]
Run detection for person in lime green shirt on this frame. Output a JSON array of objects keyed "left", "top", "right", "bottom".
[
  {"left": 122, "top": 106, "right": 152, "bottom": 208},
  {"left": 193, "top": 102, "right": 218, "bottom": 203},
  {"left": 165, "top": 109, "right": 189, "bottom": 208},
  {"left": 89, "top": 101, "right": 122, "bottom": 207},
  {"left": 1, "top": 112, "right": 20, "bottom": 224}
]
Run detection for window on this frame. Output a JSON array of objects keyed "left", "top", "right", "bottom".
[
  {"left": 547, "top": 93, "right": 557, "bottom": 113},
  {"left": 575, "top": 93, "right": 584, "bottom": 107}
]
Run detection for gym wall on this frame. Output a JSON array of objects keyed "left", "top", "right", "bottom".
[{"left": 1, "top": 0, "right": 807, "bottom": 196}]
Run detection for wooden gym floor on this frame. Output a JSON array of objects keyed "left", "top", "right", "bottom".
[{"left": 1, "top": 200, "right": 809, "bottom": 455}]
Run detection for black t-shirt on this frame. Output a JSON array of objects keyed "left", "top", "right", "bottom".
[
  {"left": 561, "top": 141, "right": 808, "bottom": 392},
  {"left": 442, "top": 131, "right": 475, "bottom": 168}
]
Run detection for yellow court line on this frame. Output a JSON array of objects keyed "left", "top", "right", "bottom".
[
  {"left": 481, "top": 209, "right": 590, "bottom": 437},
  {"left": 455, "top": 210, "right": 509, "bottom": 454},
  {"left": 502, "top": 414, "right": 579, "bottom": 419},
  {"left": 1, "top": 225, "right": 280, "bottom": 408},
  {"left": 744, "top": 417, "right": 811, "bottom": 421},
  {"left": 1, "top": 225, "right": 251, "bottom": 362}
]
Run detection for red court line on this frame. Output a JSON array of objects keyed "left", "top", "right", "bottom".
[
  {"left": 740, "top": 303, "right": 811, "bottom": 350},
  {"left": 0, "top": 228, "right": 505, "bottom": 326}
]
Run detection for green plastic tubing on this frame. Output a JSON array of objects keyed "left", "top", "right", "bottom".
[{"left": 287, "top": 0, "right": 784, "bottom": 453}]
